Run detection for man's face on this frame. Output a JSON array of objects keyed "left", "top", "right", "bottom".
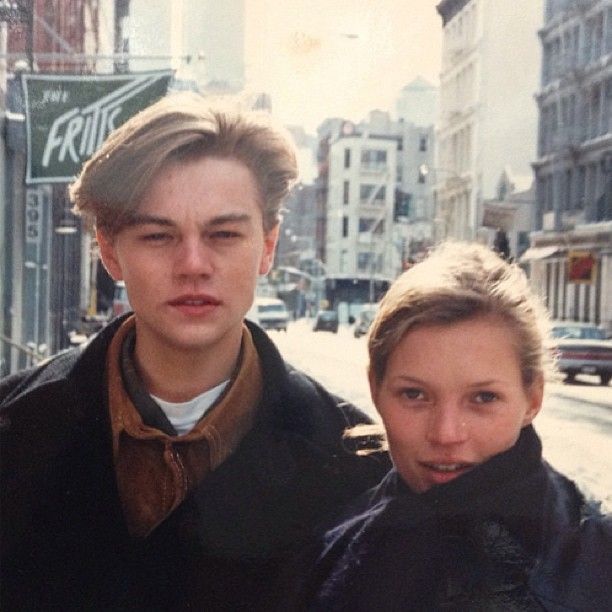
[
  {"left": 370, "top": 316, "right": 543, "bottom": 493},
  {"left": 97, "top": 156, "right": 278, "bottom": 359}
]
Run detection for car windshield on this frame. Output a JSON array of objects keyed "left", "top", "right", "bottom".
[
  {"left": 259, "top": 304, "right": 286, "bottom": 313},
  {"left": 319, "top": 312, "right": 337, "bottom": 321},
  {"left": 551, "top": 326, "right": 605, "bottom": 340}
]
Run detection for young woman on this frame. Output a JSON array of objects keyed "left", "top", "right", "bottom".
[{"left": 299, "top": 242, "right": 611, "bottom": 611}]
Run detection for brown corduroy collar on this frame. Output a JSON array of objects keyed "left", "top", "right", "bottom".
[{"left": 106, "top": 316, "right": 263, "bottom": 538}]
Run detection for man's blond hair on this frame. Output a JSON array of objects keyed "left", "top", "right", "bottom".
[{"left": 69, "top": 92, "right": 298, "bottom": 235}]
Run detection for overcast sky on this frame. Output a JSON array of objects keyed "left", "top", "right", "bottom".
[{"left": 245, "top": 0, "right": 443, "bottom": 132}]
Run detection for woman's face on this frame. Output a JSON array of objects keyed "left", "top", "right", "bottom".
[{"left": 370, "top": 316, "right": 543, "bottom": 493}]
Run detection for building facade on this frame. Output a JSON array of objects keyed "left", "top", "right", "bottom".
[
  {"left": 322, "top": 110, "right": 435, "bottom": 306},
  {"left": 434, "top": 0, "right": 543, "bottom": 242},
  {"left": 395, "top": 76, "right": 439, "bottom": 127},
  {"left": 1, "top": 1, "right": 117, "bottom": 374},
  {"left": 528, "top": 0, "right": 612, "bottom": 332},
  {"left": 127, "top": 0, "right": 245, "bottom": 94}
]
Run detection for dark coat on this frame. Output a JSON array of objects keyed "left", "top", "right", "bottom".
[
  {"left": 0, "top": 318, "right": 390, "bottom": 611},
  {"left": 299, "top": 426, "right": 611, "bottom": 612}
]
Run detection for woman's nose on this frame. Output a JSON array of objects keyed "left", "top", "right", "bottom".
[{"left": 426, "top": 403, "right": 468, "bottom": 446}]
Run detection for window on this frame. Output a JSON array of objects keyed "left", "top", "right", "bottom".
[
  {"left": 419, "top": 135, "right": 428, "bottom": 152},
  {"left": 577, "top": 166, "right": 586, "bottom": 209},
  {"left": 359, "top": 184, "right": 386, "bottom": 204},
  {"left": 358, "top": 217, "right": 384, "bottom": 234},
  {"left": 360, "top": 149, "right": 387, "bottom": 170},
  {"left": 342, "top": 215, "right": 349, "bottom": 237},
  {"left": 343, "top": 180, "right": 349, "bottom": 204},
  {"left": 344, "top": 148, "right": 351, "bottom": 169},
  {"left": 604, "top": 78, "right": 612, "bottom": 134},
  {"left": 357, "top": 252, "right": 374, "bottom": 272},
  {"left": 563, "top": 169, "right": 572, "bottom": 211}
]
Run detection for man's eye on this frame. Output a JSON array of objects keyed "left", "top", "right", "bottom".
[
  {"left": 474, "top": 391, "right": 498, "bottom": 404},
  {"left": 211, "top": 230, "right": 241, "bottom": 240},
  {"left": 142, "top": 233, "right": 171, "bottom": 242}
]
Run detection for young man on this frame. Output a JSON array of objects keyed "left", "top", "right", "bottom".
[{"left": 0, "top": 94, "right": 388, "bottom": 610}]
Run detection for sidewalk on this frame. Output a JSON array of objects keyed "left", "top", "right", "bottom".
[{"left": 546, "top": 378, "right": 612, "bottom": 409}]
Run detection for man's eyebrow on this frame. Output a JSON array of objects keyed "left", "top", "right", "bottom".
[
  {"left": 125, "top": 214, "right": 173, "bottom": 227},
  {"left": 124, "top": 212, "right": 253, "bottom": 229},
  {"left": 207, "top": 213, "right": 252, "bottom": 226}
]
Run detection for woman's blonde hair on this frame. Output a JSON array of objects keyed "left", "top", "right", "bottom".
[
  {"left": 69, "top": 92, "right": 298, "bottom": 235},
  {"left": 368, "top": 241, "right": 554, "bottom": 389}
]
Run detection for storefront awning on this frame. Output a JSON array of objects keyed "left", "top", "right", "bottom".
[{"left": 519, "top": 246, "right": 562, "bottom": 262}]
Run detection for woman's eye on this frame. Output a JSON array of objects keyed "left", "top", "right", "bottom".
[
  {"left": 474, "top": 391, "right": 498, "bottom": 404},
  {"left": 401, "top": 388, "right": 425, "bottom": 401}
]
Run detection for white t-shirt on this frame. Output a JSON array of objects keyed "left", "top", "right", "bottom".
[{"left": 151, "top": 380, "right": 230, "bottom": 435}]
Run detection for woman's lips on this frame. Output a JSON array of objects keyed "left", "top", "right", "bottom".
[{"left": 419, "top": 461, "right": 476, "bottom": 486}]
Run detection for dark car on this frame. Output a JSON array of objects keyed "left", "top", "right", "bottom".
[
  {"left": 551, "top": 321, "right": 612, "bottom": 386},
  {"left": 313, "top": 310, "right": 339, "bottom": 333},
  {"left": 353, "top": 304, "right": 378, "bottom": 338}
]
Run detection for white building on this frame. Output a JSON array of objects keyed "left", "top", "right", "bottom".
[
  {"left": 324, "top": 109, "right": 436, "bottom": 286},
  {"left": 434, "top": 0, "right": 543, "bottom": 241},
  {"left": 126, "top": 0, "right": 245, "bottom": 94},
  {"left": 326, "top": 132, "right": 399, "bottom": 280},
  {"left": 395, "top": 76, "right": 439, "bottom": 126}
]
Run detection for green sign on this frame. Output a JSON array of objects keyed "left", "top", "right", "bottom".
[{"left": 22, "top": 71, "right": 173, "bottom": 184}]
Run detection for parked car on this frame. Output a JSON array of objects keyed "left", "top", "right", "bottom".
[
  {"left": 246, "top": 297, "right": 289, "bottom": 331},
  {"left": 353, "top": 304, "right": 378, "bottom": 338},
  {"left": 112, "top": 281, "right": 131, "bottom": 317},
  {"left": 550, "top": 321, "right": 612, "bottom": 386},
  {"left": 313, "top": 310, "right": 339, "bottom": 333}
]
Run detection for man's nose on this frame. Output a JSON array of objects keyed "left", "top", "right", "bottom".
[
  {"left": 426, "top": 402, "right": 468, "bottom": 446},
  {"left": 174, "top": 237, "right": 214, "bottom": 276}
]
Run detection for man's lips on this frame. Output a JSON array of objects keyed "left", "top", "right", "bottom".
[{"left": 167, "top": 294, "right": 221, "bottom": 307}]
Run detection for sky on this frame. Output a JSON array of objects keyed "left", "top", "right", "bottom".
[{"left": 245, "top": 0, "right": 443, "bottom": 133}]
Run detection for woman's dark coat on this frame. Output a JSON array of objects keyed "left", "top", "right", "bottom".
[
  {"left": 0, "top": 318, "right": 389, "bottom": 611},
  {"left": 302, "top": 426, "right": 611, "bottom": 611}
]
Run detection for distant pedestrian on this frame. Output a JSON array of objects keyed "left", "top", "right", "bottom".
[
  {"left": 0, "top": 93, "right": 389, "bottom": 611},
  {"left": 293, "top": 241, "right": 611, "bottom": 611},
  {"left": 493, "top": 227, "right": 511, "bottom": 259}
]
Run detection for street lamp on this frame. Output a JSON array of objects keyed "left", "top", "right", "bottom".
[{"left": 53, "top": 209, "right": 79, "bottom": 350}]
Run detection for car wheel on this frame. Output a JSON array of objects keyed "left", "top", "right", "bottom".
[{"left": 600, "top": 373, "right": 611, "bottom": 386}]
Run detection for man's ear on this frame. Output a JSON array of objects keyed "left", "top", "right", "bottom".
[
  {"left": 259, "top": 222, "right": 280, "bottom": 275},
  {"left": 522, "top": 373, "right": 544, "bottom": 426},
  {"left": 96, "top": 228, "right": 123, "bottom": 281}
]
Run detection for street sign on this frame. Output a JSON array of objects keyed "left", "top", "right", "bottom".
[
  {"left": 22, "top": 71, "right": 173, "bottom": 184},
  {"left": 567, "top": 250, "right": 597, "bottom": 284}
]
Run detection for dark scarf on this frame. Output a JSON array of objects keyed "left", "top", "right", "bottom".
[{"left": 313, "top": 426, "right": 551, "bottom": 611}]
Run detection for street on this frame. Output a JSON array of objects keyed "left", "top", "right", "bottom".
[{"left": 271, "top": 320, "right": 612, "bottom": 511}]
